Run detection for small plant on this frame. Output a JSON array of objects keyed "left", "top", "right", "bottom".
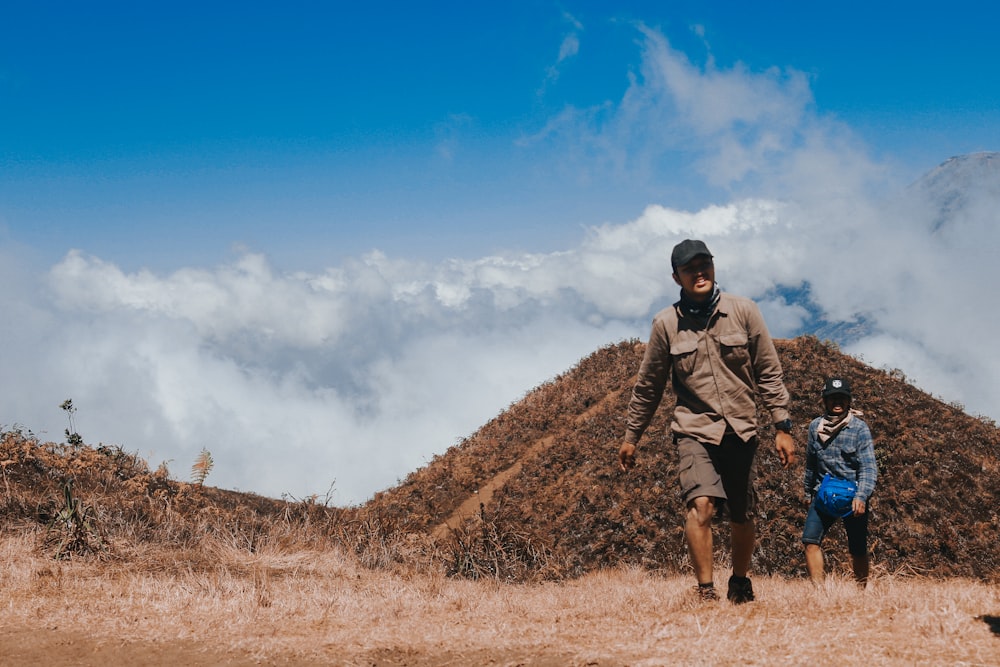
[
  {"left": 190, "top": 448, "right": 214, "bottom": 486},
  {"left": 59, "top": 399, "right": 83, "bottom": 447},
  {"left": 45, "top": 479, "right": 103, "bottom": 559}
]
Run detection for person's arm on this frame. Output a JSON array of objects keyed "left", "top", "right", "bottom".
[
  {"left": 745, "top": 302, "right": 791, "bottom": 426},
  {"left": 620, "top": 317, "right": 672, "bottom": 471},
  {"left": 744, "top": 302, "right": 794, "bottom": 466},
  {"left": 854, "top": 421, "right": 878, "bottom": 502}
]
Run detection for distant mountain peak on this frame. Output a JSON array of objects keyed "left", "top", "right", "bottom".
[{"left": 911, "top": 151, "right": 1000, "bottom": 232}]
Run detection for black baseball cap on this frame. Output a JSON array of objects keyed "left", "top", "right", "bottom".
[
  {"left": 822, "top": 377, "right": 852, "bottom": 398},
  {"left": 671, "top": 239, "right": 713, "bottom": 270}
]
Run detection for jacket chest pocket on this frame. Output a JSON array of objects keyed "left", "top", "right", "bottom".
[
  {"left": 718, "top": 332, "right": 750, "bottom": 369},
  {"left": 670, "top": 338, "right": 699, "bottom": 375}
]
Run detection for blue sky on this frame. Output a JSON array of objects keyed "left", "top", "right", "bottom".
[
  {"left": 3, "top": 2, "right": 996, "bottom": 269},
  {"left": 1, "top": 2, "right": 998, "bottom": 503}
]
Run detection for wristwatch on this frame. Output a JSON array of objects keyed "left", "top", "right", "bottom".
[{"left": 774, "top": 418, "right": 792, "bottom": 433}]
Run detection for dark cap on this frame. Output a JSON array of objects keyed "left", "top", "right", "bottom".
[
  {"left": 822, "top": 377, "right": 852, "bottom": 398},
  {"left": 671, "top": 239, "right": 713, "bottom": 270}
]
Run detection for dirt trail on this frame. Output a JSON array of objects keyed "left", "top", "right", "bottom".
[
  {"left": 0, "top": 628, "right": 575, "bottom": 666},
  {"left": 431, "top": 380, "right": 634, "bottom": 539},
  {"left": 0, "top": 628, "right": 320, "bottom": 667}
]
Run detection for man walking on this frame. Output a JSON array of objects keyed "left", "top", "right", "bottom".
[
  {"left": 618, "top": 239, "right": 795, "bottom": 603},
  {"left": 802, "top": 377, "right": 878, "bottom": 586}
]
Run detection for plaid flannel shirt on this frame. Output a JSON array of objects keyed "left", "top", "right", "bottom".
[{"left": 804, "top": 415, "right": 878, "bottom": 502}]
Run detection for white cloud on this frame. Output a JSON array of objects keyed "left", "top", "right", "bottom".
[
  {"left": 5, "top": 244, "right": 647, "bottom": 503},
  {"left": 558, "top": 33, "right": 581, "bottom": 63},
  {"left": 540, "top": 11, "right": 584, "bottom": 93}
]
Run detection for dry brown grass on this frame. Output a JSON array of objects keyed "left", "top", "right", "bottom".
[
  {"left": 370, "top": 337, "right": 1000, "bottom": 582},
  {"left": 2, "top": 530, "right": 998, "bottom": 665},
  {"left": 4, "top": 334, "right": 1000, "bottom": 664}
]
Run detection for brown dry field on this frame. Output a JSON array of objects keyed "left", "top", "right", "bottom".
[
  {"left": 2, "top": 533, "right": 998, "bottom": 667},
  {"left": 4, "top": 336, "right": 1000, "bottom": 664}
]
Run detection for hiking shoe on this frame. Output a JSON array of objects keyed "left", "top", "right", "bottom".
[
  {"left": 727, "top": 575, "right": 755, "bottom": 604},
  {"left": 695, "top": 584, "right": 719, "bottom": 602}
]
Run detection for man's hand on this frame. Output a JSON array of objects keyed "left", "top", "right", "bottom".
[
  {"left": 774, "top": 430, "right": 795, "bottom": 468},
  {"left": 852, "top": 498, "right": 867, "bottom": 516},
  {"left": 618, "top": 442, "right": 636, "bottom": 471}
]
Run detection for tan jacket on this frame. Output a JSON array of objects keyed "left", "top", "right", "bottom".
[{"left": 625, "top": 292, "right": 790, "bottom": 446}]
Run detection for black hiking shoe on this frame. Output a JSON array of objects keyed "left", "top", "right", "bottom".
[
  {"left": 727, "top": 575, "right": 755, "bottom": 604},
  {"left": 695, "top": 583, "right": 719, "bottom": 602}
]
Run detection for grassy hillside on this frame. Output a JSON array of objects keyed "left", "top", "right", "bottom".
[
  {"left": 365, "top": 336, "right": 1000, "bottom": 581},
  {"left": 2, "top": 335, "right": 999, "bottom": 585},
  {"left": 2, "top": 335, "right": 1000, "bottom": 663}
]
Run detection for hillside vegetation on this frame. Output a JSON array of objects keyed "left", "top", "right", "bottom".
[
  {"left": 2, "top": 336, "right": 999, "bottom": 585},
  {"left": 364, "top": 335, "right": 1000, "bottom": 582},
  {"left": 3, "top": 335, "right": 1000, "bottom": 663}
]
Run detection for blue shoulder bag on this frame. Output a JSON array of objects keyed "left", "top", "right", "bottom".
[{"left": 815, "top": 473, "right": 857, "bottom": 517}]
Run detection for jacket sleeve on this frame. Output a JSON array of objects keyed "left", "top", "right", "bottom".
[
  {"left": 624, "top": 316, "right": 672, "bottom": 444},
  {"left": 854, "top": 421, "right": 878, "bottom": 501},
  {"left": 745, "top": 301, "right": 790, "bottom": 424}
]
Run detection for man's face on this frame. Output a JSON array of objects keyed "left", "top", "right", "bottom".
[
  {"left": 823, "top": 394, "right": 851, "bottom": 416},
  {"left": 672, "top": 255, "right": 715, "bottom": 301}
]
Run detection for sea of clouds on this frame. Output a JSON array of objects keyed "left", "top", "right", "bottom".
[{"left": 2, "top": 26, "right": 997, "bottom": 504}]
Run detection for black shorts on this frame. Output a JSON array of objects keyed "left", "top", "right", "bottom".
[
  {"left": 802, "top": 500, "right": 870, "bottom": 556},
  {"left": 677, "top": 433, "right": 759, "bottom": 523}
]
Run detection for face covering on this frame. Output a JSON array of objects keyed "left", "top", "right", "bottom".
[
  {"left": 678, "top": 282, "right": 721, "bottom": 322},
  {"left": 817, "top": 407, "right": 862, "bottom": 444}
]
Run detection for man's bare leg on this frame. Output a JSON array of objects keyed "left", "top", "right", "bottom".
[
  {"left": 685, "top": 497, "right": 715, "bottom": 584},
  {"left": 805, "top": 544, "right": 825, "bottom": 584}
]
